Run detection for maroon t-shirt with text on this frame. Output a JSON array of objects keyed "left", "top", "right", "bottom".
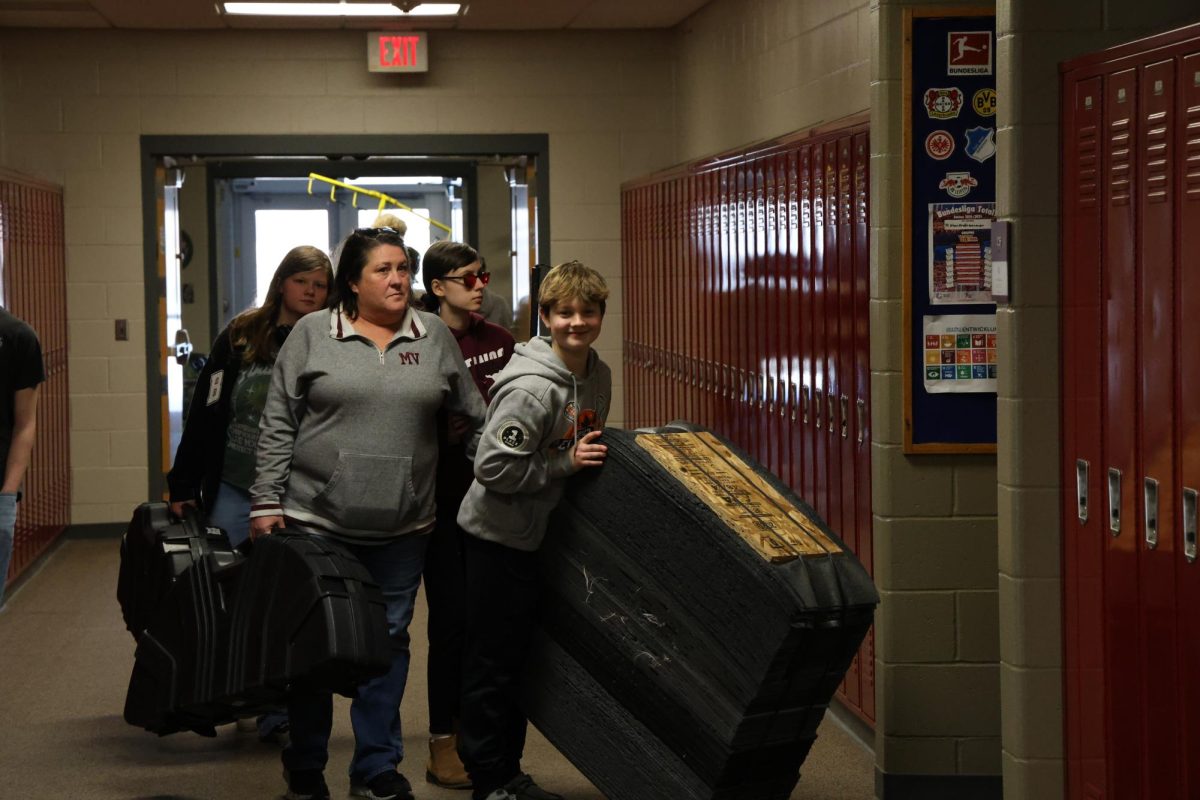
[{"left": 436, "top": 313, "right": 515, "bottom": 507}]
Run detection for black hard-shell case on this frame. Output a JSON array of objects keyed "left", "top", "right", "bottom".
[
  {"left": 523, "top": 423, "right": 879, "bottom": 799},
  {"left": 118, "top": 503, "right": 390, "bottom": 736}
]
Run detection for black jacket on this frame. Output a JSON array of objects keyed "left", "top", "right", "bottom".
[{"left": 166, "top": 324, "right": 289, "bottom": 510}]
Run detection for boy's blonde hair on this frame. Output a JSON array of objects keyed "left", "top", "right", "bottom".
[{"left": 538, "top": 260, "right": 609, "bottom": 316}]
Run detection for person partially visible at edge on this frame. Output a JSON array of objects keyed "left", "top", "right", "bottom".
[
  {"left": 165, "top": 244, "right": 331, "bottom": 745},
  {"left": 456, "top": 261, "right": 612, "bottom": 800},
  {"left": 249, "top": 226, "right": 487, "bottom": 800},
  {"left": 418, "top": 240, "right": 515, "bottom": 790},
  {"left": 0, "top": 305, "right": 45, "bottom": 609}
]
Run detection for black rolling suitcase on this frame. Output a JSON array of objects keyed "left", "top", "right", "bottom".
[
  {"left": 524, "top": 424, "right": 879, "bottom": 800},
  {"left": 116, "top": 503, "right": 235, "bottom": 641},
  {"left": 117, "top": 502, "right": 391, "bottom": 736}
]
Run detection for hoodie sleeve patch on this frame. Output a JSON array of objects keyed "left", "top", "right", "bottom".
[
  {"left": 206, "top": 370, "right": 224, "bottom": 406},
  {"left": 497, "top": 419, "right": 530, "bottom": 450}
]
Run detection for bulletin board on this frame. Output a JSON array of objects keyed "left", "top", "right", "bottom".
[{"left": 903, "top": 8, "right": 998, "bottom": 454}]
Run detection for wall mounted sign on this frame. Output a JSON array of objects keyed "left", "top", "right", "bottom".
[
  {"left": 903, "top": 8, "right": 998, "bottom": 453},
  {"left": 368, "top": 31, "right": 428, "bottom": 73}
]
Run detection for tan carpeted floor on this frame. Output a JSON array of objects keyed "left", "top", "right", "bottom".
[{"left": 0, "top": 537, "right": 875, "bottom": 799}]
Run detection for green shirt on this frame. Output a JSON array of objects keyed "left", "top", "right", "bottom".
[{"left": 221, "top": 361, "right": 273, "bottom": 490}]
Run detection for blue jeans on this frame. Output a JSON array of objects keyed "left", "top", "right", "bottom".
[
  {"left": 0, "top": 492, "right": 16, "bottom": 605},
  {"left": 283, "top": 532, "right": 429, "bottom": 783},
  {"left": 209, "top": 481, "right": 252, "bottom": 548}
]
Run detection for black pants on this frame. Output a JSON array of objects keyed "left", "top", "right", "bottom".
[
  {"left": 458, "top": 534, "right": 540, "bottom": 800},
  {"left": 422, "top": 511, "right": 469, "bottom": 735}
]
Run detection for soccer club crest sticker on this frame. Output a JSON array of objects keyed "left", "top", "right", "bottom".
[
  {"left": 938, "top": 171, "right": 978, "bottom": 198},
  {"left": 963, "top": 126, "right": 996, "bottom": 163},
  {"left": 498, "top": 421, "right": 527, "bottom": 449},
  {"left": 972, "top": 88, "right": 997, "bottom": 117},
  {"left": 923, "top": 87, "right": 963, "bottom": 120},
  {"left": 925, "top": 130, "right": 955, "bottom": 161}
]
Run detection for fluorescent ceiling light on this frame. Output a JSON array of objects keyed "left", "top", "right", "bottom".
[
  {"left": 405, "top": 3, "right": 460, "bottom": 14},
  {"left": 222, "top": 2, "right": 461, "bottom": 16}
]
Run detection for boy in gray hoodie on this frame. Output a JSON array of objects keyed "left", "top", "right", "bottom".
[{"left": 456, "top": 262, "right": 612, "bottom": 800}]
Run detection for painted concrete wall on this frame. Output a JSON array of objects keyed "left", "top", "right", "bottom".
[
  {"left": 0, "top": 28, "right": 677, "bottom": 524},
  {"left": 676, "top": 0, "right": 871, "bottom": 163},
  {"left": 870, "top": 0, "right": 1003, "bottom": 788}
]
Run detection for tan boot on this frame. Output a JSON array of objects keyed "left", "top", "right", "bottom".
[{"left": 426, "top": 734, "right": 472, "bottom": 789}]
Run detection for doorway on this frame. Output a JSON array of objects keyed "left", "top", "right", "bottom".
[{"left": 141, "top": 134, "right": 550, "bottom": 502}]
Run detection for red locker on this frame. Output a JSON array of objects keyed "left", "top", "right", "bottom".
[
  {"left": 799, "top": 145, "right": 815, "bottom": 508},
  {"left": 1175, "top": 49, "right": 1200, "bottom": 800},
  {"left": 1063, "top": 72, "right": 1111, "bottom": 800},
  {"left": 835, "top": 135, "right": 859, "bottom": 708},
  {"left": 1061, "top": 23, "right": 1200, "bottom": 799},
  {"left": 774, "top": 151, "right": 792, "bottom": 489},
  {"left": 823, "top": 139, "right": 842, "bottom": 539},
  {"left": 811, "top": 144, "right": 828, "bottom": 521},
  {"left": 1102, "top": 67, "right": 1144, "bottom": 800},
  {"left": 852, "top": 132, "right": 876, "bottom": 721},
  {"left": 1135, "top": 57, "right": 1180, "bottom": 798}
]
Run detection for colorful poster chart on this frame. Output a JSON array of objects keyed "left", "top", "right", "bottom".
[
  {"left": 928, "top": 202, "right": 995, "bottom": 304},
  {"left": 905, "top": 11, "right": 998, "bottom": 450},
  {"left": 922, "top": 314, "right": 998, "bottom": 393}
]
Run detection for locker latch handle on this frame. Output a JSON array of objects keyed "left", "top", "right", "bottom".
[
  {"left": 840, "top": 395, "right": 849, "bottom": 439},
  {"left": 1076, "top": 459, "right": 1089, "bottom": 524},
  {"left": 1108, "top": 468, "right": 1121, "bottom": 536},
  {"left": 789, "top": 382, "right": 798, "bottom": 421},
  {"left": 856, "top": 398, "right": 866, "bottom": 445},
  {"left": 826, "top": 390, "right": 835, "bottom": 434},
  {"left": 802, "top": 385, "right": 810, "bottom": 424},
  {"left": 1184, "top": 487, "right": 1197, "bottom": 564},
  {"left": 1144, "top": 477, "right": 1159, "bottom": 549},
  {"left": 813, "top": 389, "right": 820, "bottom": 427},
  {"left": 778, "top": 378, "right": 787, "bottom": 418}
]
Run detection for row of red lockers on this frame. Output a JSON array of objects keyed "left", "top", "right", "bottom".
[
  {"left": 620, "top": 122, "right": 875, "bottom": 723},
  {"left": 1, "top": 176, "right": 71, "bottom": 586},
  {"left": 1061, "top": 28, "right": 1200, "bottom": 800}
]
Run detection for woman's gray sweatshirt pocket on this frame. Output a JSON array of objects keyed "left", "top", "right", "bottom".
[{"left": 313, "top": 451, "right": 416, "bottom": 531}]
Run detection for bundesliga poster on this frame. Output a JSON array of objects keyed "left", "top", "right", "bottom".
[{"left": 927, "top": 202, "right": 995, "bottom": 304}]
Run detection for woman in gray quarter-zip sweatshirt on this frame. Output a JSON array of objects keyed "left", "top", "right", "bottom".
[{"left": 247, "top": 226, "right": 486, "bottom": 800}]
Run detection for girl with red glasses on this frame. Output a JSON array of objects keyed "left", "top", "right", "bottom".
[{"left": 418, "top": 241, "right": 515, "bottom": 789}]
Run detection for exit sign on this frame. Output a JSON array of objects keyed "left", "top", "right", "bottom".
[{"left": 368, "top": 31, "right": 428, "bottom": 73}]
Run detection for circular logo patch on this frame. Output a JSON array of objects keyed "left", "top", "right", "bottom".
[
  {"left": 972, "top": 88, "right": 997, "bottom": 117},
  {"left": 499, "top": 423, "right": 526, "bottom": 449},
  {"left": 925, "top": 130, "right": 955, "bottom": 161}
]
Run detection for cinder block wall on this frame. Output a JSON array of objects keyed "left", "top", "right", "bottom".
[
  {"left": 871, "top": 0, "right": 1002, "bottom": 790},
  {"left": 0, "top": 28, "right": 677, "bottom": 524},
  {"left": 675, "top": 0, "right": 870, "bottom": 162},
  {"left": 997, "top": 1, "right": 1200, "bottom": 797}
]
